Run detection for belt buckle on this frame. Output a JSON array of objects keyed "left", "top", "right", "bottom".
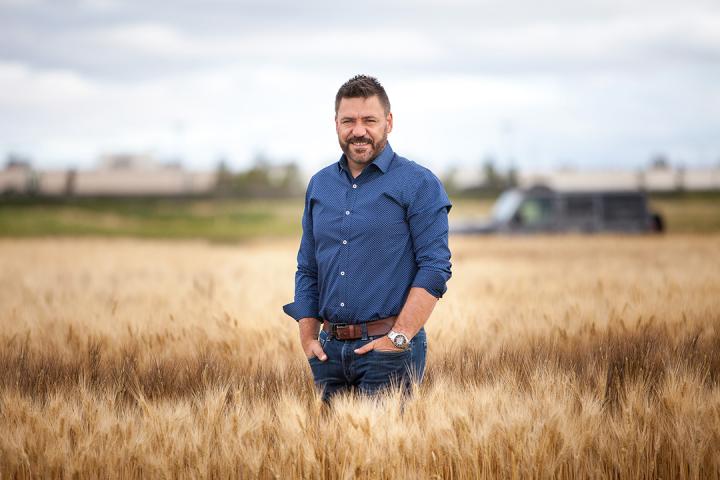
[{"left": 331, "top": 323, "right": 348, "bottom": 339}]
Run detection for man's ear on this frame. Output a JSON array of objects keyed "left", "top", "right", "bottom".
[
  {"left": 334, "top": 115, "right": 340, "bottom": 134},
  {"left": 386, "top": 111, "right": 393, "bottom": 134}
]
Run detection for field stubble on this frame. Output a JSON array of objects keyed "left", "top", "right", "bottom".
[{"left": 1, "top": 235, "right": 720, "bottom": 478}]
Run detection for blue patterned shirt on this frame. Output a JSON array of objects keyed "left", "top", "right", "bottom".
[{"left": 283, "top": 142, "right": 452, "bottom": 324}]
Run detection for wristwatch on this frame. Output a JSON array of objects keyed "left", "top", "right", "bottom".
[{"left": 387, "top": 330, "right": 410, "bottom": 350}]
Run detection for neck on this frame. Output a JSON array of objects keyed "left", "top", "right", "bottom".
[
  {"left": 349, "top": 164, "right": 363, "bottom": 179},
  {"left": 346, "top": 141, "right": 387, "bottom": 179}
]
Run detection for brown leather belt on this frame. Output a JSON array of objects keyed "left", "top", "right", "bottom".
[{"left": 322, "top": 316, "right": 397, "bottom": 340}]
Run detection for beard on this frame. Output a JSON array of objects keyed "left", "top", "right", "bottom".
[{"left": 339, "top": 129, "right": 388, "bottom": 167}]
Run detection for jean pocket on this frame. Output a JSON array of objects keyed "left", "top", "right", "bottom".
[
  {"left": 369, "top": 347, "right": 412, "bottom": 361},
  {"left": 373, "top": 345, "right": 412, "bottom": 355},
  {"left": 318, "top": 329, "right": 329, "bottom": 349}
]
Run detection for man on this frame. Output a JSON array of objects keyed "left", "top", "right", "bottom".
[{"left": 283, "top": 74, "right": 452, "bottom": 402}]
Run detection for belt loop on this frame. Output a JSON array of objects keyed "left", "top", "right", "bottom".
[{"left": 361, "top": 322, "right": 368, "bottom": 340}]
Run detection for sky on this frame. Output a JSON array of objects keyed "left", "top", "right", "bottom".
[{"left": 1, "top": 0, "right": 719, "bottom": 175}]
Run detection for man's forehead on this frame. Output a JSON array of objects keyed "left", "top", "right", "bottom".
[{"left": 337, "top": 96, "right": 386, "bottom": 117}]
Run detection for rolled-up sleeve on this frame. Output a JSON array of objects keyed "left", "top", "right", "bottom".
[
  {"left": 283, "top": 177, "right": 321, "bottom": 321},
  {"left": 408, "top": 172, "right": 452, "bottom": 298}
]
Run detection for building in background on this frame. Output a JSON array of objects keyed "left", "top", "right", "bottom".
[
  {"left": 1, "top": 153, "right": 217, "bottom": 197},
  {"left": 517, "top": 165, "right": 720, "bottom": 192},
  {"left": 447, "top": 163, "right": 720, "bottom": 194},
  {"left": 0, "top": 157, "right": 35, "bottom": 194},
  {"left": 2, "top": 154, "right": 720, "bottom": 197}
]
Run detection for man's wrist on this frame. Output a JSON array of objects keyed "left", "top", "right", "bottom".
[
  {"left": 388, "top": 322, "right": 414, "bottom": 341},
  {"left": 387, "top": 330, "right": 410, "bottom": 350}
]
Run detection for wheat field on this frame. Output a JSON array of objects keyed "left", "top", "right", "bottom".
[{"left": 1, "top": 234, "right": 719, "bottom": 479}]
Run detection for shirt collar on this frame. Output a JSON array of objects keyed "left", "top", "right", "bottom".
[{"left": 338, "top": 142, "right": 394, "bottom": 175}]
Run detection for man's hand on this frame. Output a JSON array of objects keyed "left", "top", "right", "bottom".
[
  {"left": 354, "top": 334, "right": 405, "bottom": 355},
  {"left": 303, "top": 338, "right": 327, "bottom": 361},
  {"left": 299, "top": 317, "right": 327, "bottom": 361}
]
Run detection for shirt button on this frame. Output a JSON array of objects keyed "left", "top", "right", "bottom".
[
  {"left": 340, "top": 302, "right": 345, "bottom": 307},
  {"left": 342, "top": 240, "right": 347, "bottom": 245},
  {"left": 345, "top": 210, "right": 350, "bottom": 215},
  {"left": 352, "top": 184, "right": 357, "bottom": 189},
  {"left": 340, "top": 271, "right": 345, "bottom": 276}
]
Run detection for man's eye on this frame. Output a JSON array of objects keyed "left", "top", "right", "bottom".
[
  {"left": 366, "top": 119, "right": 376, "bottom": 123},
  {"left": 342, "top": 120, "right": 352, "bottom": 124}
]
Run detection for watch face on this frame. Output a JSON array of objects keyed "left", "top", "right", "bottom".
[{"left": 392, "top": 334, "right": 408, "bottom": 348}]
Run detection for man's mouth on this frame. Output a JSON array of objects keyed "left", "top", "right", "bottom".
[{"left": 349, "top": 137, "right": 372, "bottom": 147}]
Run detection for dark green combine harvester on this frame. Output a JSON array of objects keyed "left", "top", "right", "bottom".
[{"left": 452, "top": 186, "right": 664, "bottom": 234}]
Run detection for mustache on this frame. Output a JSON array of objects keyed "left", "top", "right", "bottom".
[{"left": 346, "top": 136, "right": 373, "bottom": 145}]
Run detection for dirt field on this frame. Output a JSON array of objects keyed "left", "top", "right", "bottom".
[{"left": 1, "top": 235, "right": 719, "bottom": 478}]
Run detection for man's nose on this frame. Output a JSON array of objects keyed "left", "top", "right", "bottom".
[{"left": 351, "top": 123, "right": 367, "bottom": 137}]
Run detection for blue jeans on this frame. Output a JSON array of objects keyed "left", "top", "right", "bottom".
[{"left": 307, "top": 327, "right": 427, "bottom": 403}]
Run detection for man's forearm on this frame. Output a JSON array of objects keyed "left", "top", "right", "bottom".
[
  {"left": 298, "top": 317, "right": 322, "bottom": 342},
  {"left": 392, "top": 287, "right": 439, "bottom": 340}
]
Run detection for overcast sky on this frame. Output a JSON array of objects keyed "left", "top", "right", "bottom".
[{"left": 1, "top": 0, "right": 719, "bottom": 174}]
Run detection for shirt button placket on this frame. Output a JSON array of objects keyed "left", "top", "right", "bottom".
[{"left": 340, "top": 181, "right": 357, "bottom": 314}]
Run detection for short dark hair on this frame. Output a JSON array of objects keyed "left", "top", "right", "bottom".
[{"left": 335, "top": 74, "right": 391, "bottom": 115}]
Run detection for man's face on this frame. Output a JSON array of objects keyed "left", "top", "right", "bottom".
[{"left": 335, "top": 95, "right": 393, "bottom": 170}]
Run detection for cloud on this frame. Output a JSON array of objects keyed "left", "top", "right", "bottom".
[
  {"left": 3, "top": 2, "right": 720, "bottom": 79},
  {"left": 0, "top": 0, "right": 719, "bottom": 170},
  {"left": 0, "top": 62, "right": 98, "bottom": 107},
  {"left": 96, "top": 23, "right": 197, "bottom": 56}
]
